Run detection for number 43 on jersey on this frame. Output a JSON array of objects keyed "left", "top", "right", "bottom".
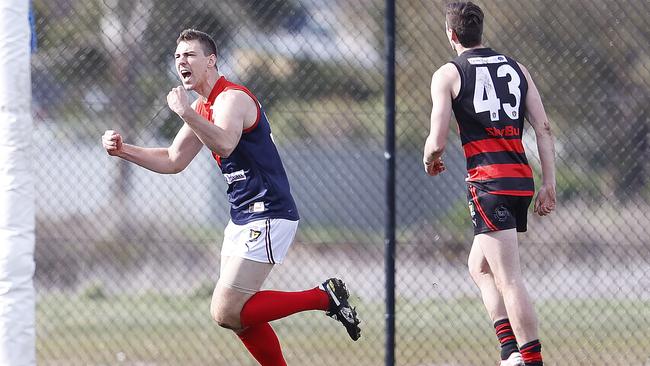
[{"left": 473, "top": 65, "right": 521, "bottom": 122}]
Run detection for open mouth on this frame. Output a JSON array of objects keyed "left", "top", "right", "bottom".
[{"left": 180, "top": 70, "right": 192, "bottom": 81}]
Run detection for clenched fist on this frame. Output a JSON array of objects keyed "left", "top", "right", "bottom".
[
  {"left": 424, "top": 157, "right": 446, "bottom": 176},
  {"left": 102, "top": 130, "right": 123, "bottom": 156},
  {"left": 167, "top": 86, "right": 191, "bottom": 117}
]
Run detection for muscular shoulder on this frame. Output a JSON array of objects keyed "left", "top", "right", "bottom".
[
  {"left": 215, "top": 89, "right": 256, "bottom": 110},
  {"left": 213, "top": 88, "right": 258, "bottom": 126},
  {"left": 431, "top": 63, "right": 460, "bottom": 98},
  {"left": 432, "top": 63, "right": 459, "bottom": 83},
  {"left": 515, "top": 62, "right": 536, "bottom": 89}
]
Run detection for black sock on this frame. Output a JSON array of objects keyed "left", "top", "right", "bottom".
[
  {"left": 520, "top": 339, "right": 543, "bottom": 366},
  {"left": 494, "top": 318, "right": 519, "bottom": 360}
]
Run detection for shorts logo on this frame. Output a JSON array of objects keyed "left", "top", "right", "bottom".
[
  {"left": 469, "top": 201, "right": 477, "bottom": 226},
  {"left": 248, "top": 229, "right": 262, "bottom": 242},
  {"left": 494, "top": 205, "right": 510, "bottom": 222}
]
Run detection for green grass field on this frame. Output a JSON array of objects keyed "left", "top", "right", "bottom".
[{"left": 37, "top": 293, "right": 650, "bottom": 365}]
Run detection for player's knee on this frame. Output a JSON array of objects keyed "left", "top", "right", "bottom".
[
  {"left": 210, "top": 304, "right": 241, "bottom": 329},
  {"left": 468, "top": 259, "right": 490, "bottom": 283},
  {"left": 212, "top": 311, "right": 241, "bottom": 330},
  {"left": 468, "top": 264, "right": 481, "bottom": 282}
]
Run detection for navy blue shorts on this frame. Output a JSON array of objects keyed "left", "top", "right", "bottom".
[{"left": 467, "top": 184, "right": 533, "bottom": 235}]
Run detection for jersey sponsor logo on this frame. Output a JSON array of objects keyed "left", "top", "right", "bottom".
[
  {"left": 467, "top": 55, "right": 507, "bottom": 65},
  {"left": 248, "top": 201, "right": 266, "bottom": 213},
  {"left": 223, "top": 169, "right": 246, "bottom": 184},
  {"left": 485, "top": 126, "right": 520, "bottom": 137}
]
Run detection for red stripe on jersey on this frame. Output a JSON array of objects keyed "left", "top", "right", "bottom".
[
  {"left": 242, "top": 115, "right": 260, "bottom": 134},
  {"left": 468, "top": 164, "right": 533, "bottom": 180},
  {"left": 212, "top": 153, "right": 222, "bottom": 166},
  {"left": 490, "top": 189, "right": 535, "bottom": 196},
  {"left": 470, "top": 186, "right": 498, "bottom": 231},
  {"left": 463, "top": 138, "right": 525, "bottom": 158}
]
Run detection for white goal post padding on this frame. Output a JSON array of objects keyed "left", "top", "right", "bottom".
[{"left": 0, "top": 1, "right": 36, "bottom": 365}]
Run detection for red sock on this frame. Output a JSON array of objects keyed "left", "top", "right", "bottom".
[
  {"left": 520, "top": 339, "right": 543, "bottom": 366},
  {"left": 240, "top": 287, "right": 329, "bottom": 328},
  {"left": 237, "top": 323, "right": 286, "bottom": 366}
]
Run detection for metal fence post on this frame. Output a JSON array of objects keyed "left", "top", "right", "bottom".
[{"left": 384, "top": 0, "right": 396, "bottom": 365}]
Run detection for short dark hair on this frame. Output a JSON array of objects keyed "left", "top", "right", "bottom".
[
  {"left": 445, "top": 2, "right": 484, "bottom": 48},
  {"left": 176, "top": 29, "right": 217, "bottom": 57}
]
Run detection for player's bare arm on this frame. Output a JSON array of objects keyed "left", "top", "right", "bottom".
[
  {"left": 167, "top": 87, "right": 255, "bottom": 158},
  {"left": 101, "top": 99, "right": 204, "bottom": 174},
  {"left": 519, "top": 63, "right": 557, "bottom": 216},
  {"left": 423, "top": 63, "right": 458, "bottom": 176}
]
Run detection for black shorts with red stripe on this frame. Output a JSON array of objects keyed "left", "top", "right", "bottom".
[{"left": 467, "top": 184, "right": 532, "bottom": 235}]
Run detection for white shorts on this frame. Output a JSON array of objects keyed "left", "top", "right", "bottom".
[{"left": 221, "top": 218, "right": 299, "bottom": 264}]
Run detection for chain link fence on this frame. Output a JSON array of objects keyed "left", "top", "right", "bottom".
[{"left": 33, "top": 0, "right": 649, "bottom": 365}]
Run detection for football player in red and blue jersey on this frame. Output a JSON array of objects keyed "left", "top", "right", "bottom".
[
  {"left": 422, "top": 3, "right": 556, "bottom": 366},
  {"left": 102, "top": 29, "right": 360, "bottom": 365}
]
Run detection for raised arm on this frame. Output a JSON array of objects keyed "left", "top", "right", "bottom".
[
  {"left": 520, "top": 63, "right": 557, "bottom": 216},
  {"left": 167, "top": 87, "right": 257, "bottom": 158},
  {"left": 423, "top": 63, "right": 458, "bottom": 176}
]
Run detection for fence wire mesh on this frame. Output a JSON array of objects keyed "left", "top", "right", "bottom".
[{"left": 33, "top": 0, "right": 649, "bottom": 365}]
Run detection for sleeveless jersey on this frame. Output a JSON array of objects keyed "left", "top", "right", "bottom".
[
  {"left": 450, "top": 48, "right": 534, "bottom": 196},
  {"left": 195, "top": 76, "right": 299, "bottom": 224}
]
